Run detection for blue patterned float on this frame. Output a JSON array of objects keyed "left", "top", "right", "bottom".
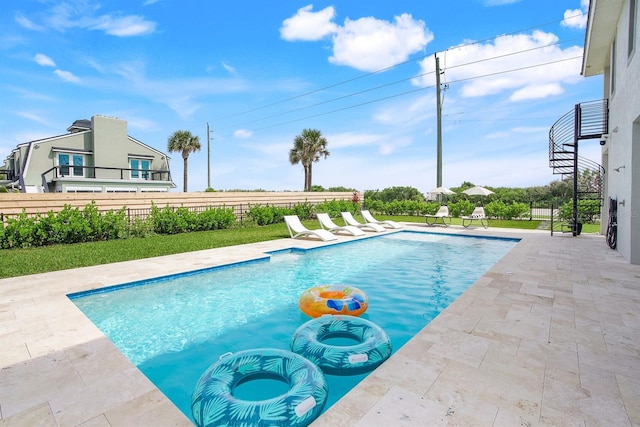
[
  {"left": 291, "top": 315, "right": 392, "bottom": 376},
  {"left": 191, "top": 348, "right": 328, "bottom": 427}
]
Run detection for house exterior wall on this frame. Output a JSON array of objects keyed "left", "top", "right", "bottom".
[
  {"left": 24, "top": 133, "right": 91, "bottom": 187},
  {"left": 597, "top": 0, "right": 640, "bottom": 264},
  {"left": 1, "top": 115, "right": 175, "bottom": 193},
  {"left": 92, "top": 115, "right": 129, "bottom": 180}
]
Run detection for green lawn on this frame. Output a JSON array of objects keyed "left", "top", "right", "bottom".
[{"left": 0, "top": 215, "right": 598, "bottom": 279}]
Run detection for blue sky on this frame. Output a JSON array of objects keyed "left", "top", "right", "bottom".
[{"left": 0, "top": 0, "right": 603, "bottom": 193}]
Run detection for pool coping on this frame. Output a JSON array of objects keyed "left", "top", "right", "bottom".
[{"left": 1, "top": 224, "right": 639, "bottom": 426}]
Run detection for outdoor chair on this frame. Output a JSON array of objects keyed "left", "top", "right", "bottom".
[
  {"left": 284, "top": 215, "right": 338, "bottom": 241},
  {"left": 361, "top": 210, "right": 403, "bottom": 229},
  {"left": 340, "top": 212, "right": 386, "bottom": 232},
  {"left": 424, "top": 205, "right": 452, "bottom": 227},
  {"left": 317, "top": 213, "right": 365, "bottom": 236},
  {"left": 461, "top": 207, "right": 489, "bottom": 229}
]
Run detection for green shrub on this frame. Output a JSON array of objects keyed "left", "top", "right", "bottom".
[
  {"left": 485, "top": 201, "right": 529, "bottom": 220},
  {"left": 290, "top": 201, "right": 314, "bottom": 220},
  {"left": 149, "top": 204, "right": 189, "bottom": 234},
  {"left": 314, "top": 199, "right": 356, "bottom": 217},
  {"left": 246, "top": 204, "right": 277, "bottom": 226},
  {"left": 559, "top": 199, "right": 601, "bottom": 223},
  {"left": 449, "top": 200, "right": 475, "bottom": 218},
  {"left": 194, "top": 206, "right": 236, "bottom": 230}
]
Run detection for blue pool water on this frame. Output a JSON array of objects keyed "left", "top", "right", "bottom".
[{"left": 70, "top": 231, "right": 518, "bottom": 423}]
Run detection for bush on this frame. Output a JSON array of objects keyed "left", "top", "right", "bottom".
[
  {"left": 314, "top": 199, "right": 356, "bottom": 217},
  {"left": 559, "top": 199, "right": 601, "bottom": 223},
  {"left": 290, "top": 201, "right": 314, "bottom": 220},
  {"left": 246, "top": 204, "right": 277, "bottom": 226},
  {"left": 364, "top": 186, "right": 425, "bottom": 204},
  {"left": 194, "top": 206, "right": 236, "bottom": 231},
  {"left": 448, "top": 200, "right": 474, "bottom": 218},
  {"left": 485, "top": 201, "right": 529, "bottom": 220}
]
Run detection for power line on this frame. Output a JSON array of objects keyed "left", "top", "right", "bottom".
[
  {"left": 249, "top": 55, "right": 582, "bottom": 131},
  {"left": 212, "top": 12, "right": 586, "bottom": 124},
  {"left": 221, "top": 38, "right": 582, "bottom": 131}
]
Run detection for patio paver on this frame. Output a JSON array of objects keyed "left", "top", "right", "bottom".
[{"left": 1, "top": 224, "right": 639, "bottom": 426}]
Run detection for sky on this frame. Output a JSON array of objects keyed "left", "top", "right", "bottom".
[{"left": 0, "top": 0, "right": 604, "bottom": 194}]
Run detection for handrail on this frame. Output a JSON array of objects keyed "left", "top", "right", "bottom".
[{"left": 40, "top": 165, "right": 172, "bottom": 185}]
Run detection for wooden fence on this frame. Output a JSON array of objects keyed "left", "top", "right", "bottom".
[{"left": 0, "top": 191, "right": 357, "bottom": 223}]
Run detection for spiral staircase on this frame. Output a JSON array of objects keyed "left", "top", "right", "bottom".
[{"left": 548, "top": 99, "right": 608, "bottom": 235}]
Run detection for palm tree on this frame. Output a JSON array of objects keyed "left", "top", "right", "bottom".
[
  {"left": 167, "top": 130, "right": 201, "bottom": 192},
  {"left": 289, "top": 128, "right": 330, "bottom": 191}
]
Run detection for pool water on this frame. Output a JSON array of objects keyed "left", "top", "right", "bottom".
[{"left": 70, "top": 231, "right": 518, "bottom": 422}]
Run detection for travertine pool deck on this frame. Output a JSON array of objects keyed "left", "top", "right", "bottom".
[{"left": 1, "top": 224, "right": 639, "bottom": 426}]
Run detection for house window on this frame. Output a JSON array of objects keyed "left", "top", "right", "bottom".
[
  {"left": 58, "top": 153, "right": 85, "bottom": 177},
  {"left": 610, "top": 37, "right": 617, "bottom": 96},
  {"left": 630, "top": 0, "right": 637, "bottom": 58},
  {"left": 130, "top": 159, "right": 150, "bottom": 180}
]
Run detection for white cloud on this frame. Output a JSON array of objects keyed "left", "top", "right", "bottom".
[
  {"left": 373, "top": 94, "right": 436, "bottom": 126},
  {"left": 281, "top": 6, "right": 433, "bottom": 72},
  {"left": 330, "top": 14, "right": 433, "bottom": 72},
  {"left": 234, "top": 129, "right": 253, "bottom": 139},
  {"left": 280, "top": 5, "right": 338, "bottom": 41},
  {"left": 34, "top": 53, "right": 56, "bottom": 67},
  {"left": 15, "top": 13, "right": 45, "bottom": 31},
  {"left": 90, "top": 15, "right": 156, "bottom": 36},
  {"left": 54, "top": 69, "right": 81, "bottom": 83},
  {"left": 510, "top": 83, "right": 564, "bottom": 101},
  {"left": 16, "top": 2, "right": 157, "bottom": 37},
  {"left": 413, "top": 30, "right": 583, "bottom": 101},
  {"left": 562, "top": 0, "right": 589, "bottom": 29},
  {"left": 16, "top": 112, "right": 52, "bottom": 126},
  {"left": 222, "top": 61, "right": 238, "bottom": 76}
]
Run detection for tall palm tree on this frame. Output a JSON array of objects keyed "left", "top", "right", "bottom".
[
  {"left": 289, "top": 128, "right": 330, "bottom": 191},
  {"left": 167, "top": 130, "right": 201, "bottom": 192}
]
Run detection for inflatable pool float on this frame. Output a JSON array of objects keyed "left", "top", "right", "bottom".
[
  {"left": 191, "top": 348, "right": 328, "bottom": 427},
  {"left": 291, "top": 315, "right": 392, "bottom": 375},
  {"left": 299, "top": 284, "right": 368, "bottom": 318}
]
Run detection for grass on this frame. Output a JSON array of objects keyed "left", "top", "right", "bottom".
[{"left": 0, "top": 215, "right": 599, "bottom": 279}]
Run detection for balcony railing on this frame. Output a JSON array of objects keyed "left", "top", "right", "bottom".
[{"left": 41, "top": 165, "right": 172, "bottom": 187}]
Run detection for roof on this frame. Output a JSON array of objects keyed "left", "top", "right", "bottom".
[
  {"left": 67, "top": 119, "right": 92, "bottom": 133},
  {"left": 582, "top": 0, "right": 626, "bottom": 76}
]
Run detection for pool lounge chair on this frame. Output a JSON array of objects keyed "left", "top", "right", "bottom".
[
  {"left": 360, "top": 210, "right": 403, "bottom": 229},
  {"left": 340, "top": 212, "right": 386, "bottom": 232},
  {"left": 424, "top": 205, "right": 451, "bottom": 227},
  {"left": 317, "top": 213, "right": 366, "bottom": 236},
  {"left": 284, "top": 215, "right": 338, "bottom": 241},
  {"left": 461, "top": 207, "right": 489, "bottom": 229}
]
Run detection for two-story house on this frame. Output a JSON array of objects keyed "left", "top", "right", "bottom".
[
  {"left": 0, "top": 115, "right": 175, "bottom": 193},
  {"left": 582, "top": 0, "right": 639, "bottom": 264}
]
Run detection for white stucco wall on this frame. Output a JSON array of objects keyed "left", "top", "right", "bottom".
[{"left": 601, "top": 0, "right": 640, "bottom": 264}]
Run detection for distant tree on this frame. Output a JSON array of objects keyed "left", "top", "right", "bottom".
[
  {"left": 547, "top": 179, "right": 572, "bottom": 200},
  {"left": 364, "top": 186, "right": 425, "bottom": 203},
  {"left": 289, "top": 128, "right": 330, "bottom": 192},
  {"left": 327, "top": 186, "right": 356, "bottom": 192},
  {"left": 167, "top": 130, "right": 201, "bottom": 192}
]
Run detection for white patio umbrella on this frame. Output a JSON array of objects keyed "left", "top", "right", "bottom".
[
  {"left": 428, "top": 186, "right": 456, "bottom": 195},
  {"left": 462, "top": 186, "right": 494, "bottom": 196}
]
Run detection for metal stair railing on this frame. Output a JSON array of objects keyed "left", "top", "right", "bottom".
[{"left": 548, "top": 99, "right": 608, "bottom": 236}]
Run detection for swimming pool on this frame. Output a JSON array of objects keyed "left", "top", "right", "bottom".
[{"left": 69, "top": 231, "right": 518, "bottom": 423}]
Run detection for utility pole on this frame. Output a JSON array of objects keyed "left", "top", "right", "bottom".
[
  {"left": 435, "top": 54, "right": 442, "bottom": 188},
  {"left": 206, "top": 122, "right": 211, "bottom": 189}
]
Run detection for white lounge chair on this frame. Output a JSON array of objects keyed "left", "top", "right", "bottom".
[
  {"left": 361, "top": 210, "right": 403, "bottom": 229},
  {"left": 461, "top": 207, "right": 489, "bottom": 229},
  {"left": 340, "top": 211, "right": 386, "bottom": 232},
  {"left": 317, "top": 213, "right": 366, "bottom": 236},
  {"left": 424, "top": 205, "right": 451, "bottom": 227},
  {"left": 284, "top": 215, "right": 338, "bottom": 241}
]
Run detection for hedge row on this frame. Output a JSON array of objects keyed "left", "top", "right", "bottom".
[{"left": 0, "top": 202, "right": 236, "bottom": 249}]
